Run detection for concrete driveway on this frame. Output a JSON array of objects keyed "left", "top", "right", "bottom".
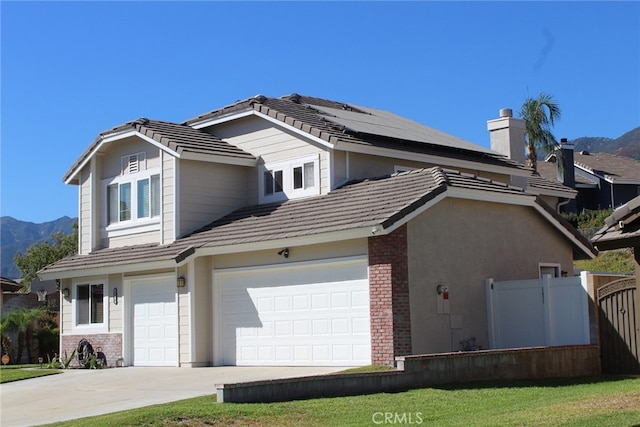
[{"left": 1, "top": 366, "right": 348, "bottom": 426}]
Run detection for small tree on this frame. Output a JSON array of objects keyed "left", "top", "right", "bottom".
[
  {"left": 14, "top": 223, "right": 77, "bottom": 292},
  {"left": 520, "top": 92, "right": 561, "bottom": 173}
]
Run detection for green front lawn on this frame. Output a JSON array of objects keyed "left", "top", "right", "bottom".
[
  {"left": 0, "top": 364, "right": 61, "bottom": 383},
  {"left": 45, "top": 376, "right": 640, "bottom": 427}
]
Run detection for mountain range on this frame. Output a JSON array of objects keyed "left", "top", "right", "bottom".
[
  {"left": 0, "top": 216, "right": 76, "bottom": 279},
  {"left": 572, "top": 126, "right": 640, "bottom": 160},
  {"left": 0, "top": 127, "right": 637, "bottom": 280}
]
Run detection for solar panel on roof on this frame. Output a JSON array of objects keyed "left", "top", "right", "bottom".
[{"left": 310, "top": 105, "right": 495, "bottom": 154}]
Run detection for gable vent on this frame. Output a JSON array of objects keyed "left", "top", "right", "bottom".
[{"left": 122, "top": 152, "right": 146, "bottom": 174}]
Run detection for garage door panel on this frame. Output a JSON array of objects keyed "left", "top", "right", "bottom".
[
  {"left": 218, "top": 260, "right": 370, "bottom": 366},
  {"left": 131, "top": 277, "right": 178, "bottom": 367}
]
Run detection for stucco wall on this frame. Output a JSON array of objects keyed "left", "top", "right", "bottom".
[{"left": 407, "top": 198, "right": 575, "bottom": 354}]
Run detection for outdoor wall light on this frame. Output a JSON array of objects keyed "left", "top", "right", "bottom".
[
  {"left": 113, "top": 287, "right": 118, "bottom": 305},
  {"left": 436, "top": 284, "right": 449, "bottom": 295},
  {"left": 62, "top": 288, "right": 70, "bottom": 298},
  {"left": 277, "top": 248, "right": 290, "bottom": 258},
  {"left": 177, "top": 276, "right": 186, "bottom": 288}
]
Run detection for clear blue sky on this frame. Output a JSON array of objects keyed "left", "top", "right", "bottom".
[{"left": 1, "top": 1, "right": 639, "bottom": 224}]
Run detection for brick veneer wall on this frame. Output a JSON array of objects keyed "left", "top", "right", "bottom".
[
  {"left": 61, "top": 333, "right": 122, "bottom": 368},
  {"left": 368, "top": 224, "right": 412, "bottom": 366}
]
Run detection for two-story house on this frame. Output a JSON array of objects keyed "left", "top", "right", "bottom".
[{"left": 39, "top": 94, "right": 595, "bottom": 367}]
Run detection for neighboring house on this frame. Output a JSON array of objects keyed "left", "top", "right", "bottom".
[
  {"left": 539, "top": 150, "right": 640, "bottom": 212},
  {"left": 39, "top": 94, "right": 596, "bottom": 368},
  {"left": 1, "top": 277, "right": 23, "bottom": 317}
]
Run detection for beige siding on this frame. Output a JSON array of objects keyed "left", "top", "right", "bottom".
[
  {"left": 178, "top": 265, "right": 190, "bottom": 365},
  {"left": 108, "top": 274, "right": 123, "bottom": 332},
  {"left": 193, "top": 257, "right": 212, "bottom": 366},
  {"left": 163, "top": 154, "right": 175, "bottom": 243},
  {"left": 407, "top": 198, "right": 574, "bottom": 355},
  {"left": 101, "top": 137, "right": 161, "bottom": 179},
  {"left": 103, "top": 230, "right": 160, "bottom": 248},
  {"left": 332, "top": 150, "right": 348, "bottom": 188},
  {"left": 178, "top": 160, "right": 250, "bottom": 237},
  {"left": 60, "top": 279, "right": 73, "bottom": 333},
  {"left": 213, "top": 116, "right": 324, "bottom": 163},
  {"left": 79, "top": 168, "right": 92, "bottom": 255},
  {"left": 212, "top": 239, "right": 367, "bottom": 270},
  {"left": 212, "top": 116, "right": 331, "bottom": 195},
  {"left": 347, "top": 152, "right": 512, "bottom": 184}
]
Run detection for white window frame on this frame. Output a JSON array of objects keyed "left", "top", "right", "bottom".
[
  {"left": 538, "top": 263, "right": 562, "bottom": 278},
  {"left": 102, "top": 167, "right": 162, "bottom": 237},
  {"left": 72, "top": 278, "right": 109, "bottom": 333},
  {"left": 259, "top": 154, "right": 320, "bottom": 203}
]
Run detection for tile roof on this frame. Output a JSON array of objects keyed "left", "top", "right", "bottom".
[
  {"left": 64, "top": 119, "right": 256, "bottom": 184},
  {"left": 574, "top": 152, "right": 640, "bottom": 183},
  {"left": 534, "top": 161, "right": 594, "bottom": 187},
  {"left": 184, "top": 94, "right": 529, "bottom": 173},
  {"left": 1, "top": 277, "right": 22, "bottom": 292},
  {"left": 591, "top": 196, "right": 640, "bottom": 250},
  {"left": 39, "top": 168, "right": 518, "bottom": 275},
  {"left": 40, "top": 167, "right": 595, "bottom": 278}
]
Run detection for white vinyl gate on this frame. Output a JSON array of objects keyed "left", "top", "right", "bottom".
[{"left": 486, "top": 275, "right": 591, "bottom": 349}]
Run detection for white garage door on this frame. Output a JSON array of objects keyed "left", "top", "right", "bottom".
[
  {"left": 216, "top": 258, "right": 370, "bottom": 366},
  {"left": 131, "top": 276, "right": 178, "bottom": 366}
]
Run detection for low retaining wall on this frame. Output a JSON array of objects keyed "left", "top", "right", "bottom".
[{"left": 216, "top": 345, "right": 600, "bottom": 403}]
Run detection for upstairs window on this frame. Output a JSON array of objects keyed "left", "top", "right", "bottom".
[
  {"left": 264, "top": 169, "right": 283, "bottom": 195},
  {"left": 107, "top": 174, "right": 160, "bottom": 225},
  {"left": 104, "top": 150, "right": 161, "bottom": 229},
  {"left": 259, "top": 154, "right": 320, "bottom": 203},
  {"left": 293, "top": 162, "right": 315, "bottom": 189}
]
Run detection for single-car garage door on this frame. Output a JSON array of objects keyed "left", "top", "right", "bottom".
[
  {"left": 215, "top": 257, "right": 370, "bottom": 366},
  {"left": 131, "top": 276, "right": 178, "bottom": 366}
]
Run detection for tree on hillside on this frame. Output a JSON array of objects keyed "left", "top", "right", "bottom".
[
  {"left": 520, "top": 92, "right": 561, "bottom": 173},
  {"left": 13, "top": 223, "right": 77, "bottom": 292}
]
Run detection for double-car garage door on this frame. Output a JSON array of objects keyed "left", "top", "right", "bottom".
[{"left": 216, "top": 257, "right": 371, "bottom": 366}]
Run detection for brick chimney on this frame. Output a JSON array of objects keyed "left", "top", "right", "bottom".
[{"left": 487, "top": 108, "right": 526, "bottom": 164}]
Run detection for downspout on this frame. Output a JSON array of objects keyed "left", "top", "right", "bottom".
[
  {"left": 556, "top": 198, "right": 570, "bottom": 213},
  {"left": 610, "top": 183, "right": 615, "bottom": 208}
]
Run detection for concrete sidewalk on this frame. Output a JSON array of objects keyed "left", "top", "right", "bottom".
[{"left": 0, "top": 366, "right": 347, "bottom": 426}]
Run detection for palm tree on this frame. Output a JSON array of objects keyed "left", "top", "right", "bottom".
[
  {"left": 520, "top": 93, "right": 561, "bottom": 173},
  {"left": 1, "top": 307, "right": 47, "bottom": 363}
]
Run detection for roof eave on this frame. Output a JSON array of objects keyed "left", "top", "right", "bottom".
[
  {"left": 190, "top": 108, "right": 335, "bottom": 150},
  {"left": 180, "top": 151, "right": 257, "bottom": 167},
  {"left": 336, "top": 141, "right": 531, "bottom": 178},
  {"left": 64, "top": 129, "right": 181, "bottom": 185},
  {"left": 192, "top": 226, "right": 381, "bottom": 258},
  {"left": 38, "top": 259, "right": 180, "bottom": 281}
]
